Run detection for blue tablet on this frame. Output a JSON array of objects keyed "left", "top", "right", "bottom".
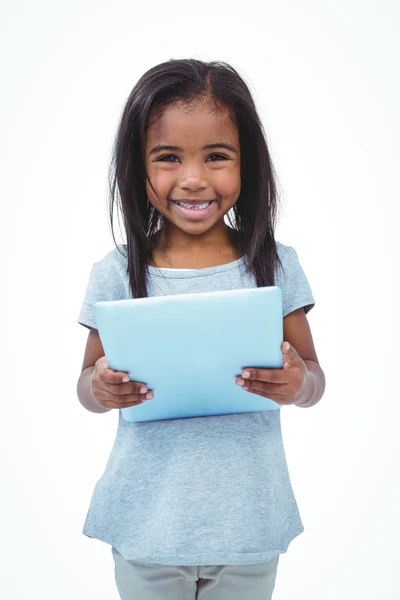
[{"left": 93, "top": 286, "right": 283, "bottom": 423}]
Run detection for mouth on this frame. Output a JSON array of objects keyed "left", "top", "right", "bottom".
[
  {"left": 170, "top": 199, "right": 215, "bottom": 210},
  {"left": 169, "top": 199, "right": 217, "bottom": 220}
]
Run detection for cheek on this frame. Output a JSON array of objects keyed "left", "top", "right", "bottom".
[
  {"left": 214, "top": 169, "right": 241, "bottom": 199},
  {"left": 146, "top": 170, "right": 174, "bottom": 200}
]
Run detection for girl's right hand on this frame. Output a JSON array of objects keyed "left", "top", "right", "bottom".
[{"left": 91, "top": 356, "right": 154, "bottom": 410}]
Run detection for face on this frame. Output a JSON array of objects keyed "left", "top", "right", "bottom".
[{"left": 145, "top": 99, "right": 241, "bottom": 240}]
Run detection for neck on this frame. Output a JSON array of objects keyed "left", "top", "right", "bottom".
[
  {"left": 150, "top": 222, "right": 241, "bottom": 269},
  {"left": 156, "top": 221, "right": 237, "bottom": 253}
]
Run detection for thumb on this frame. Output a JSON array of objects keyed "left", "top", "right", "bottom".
[{"left": 282, "top": 342, "right": 297, "bottom": 368}]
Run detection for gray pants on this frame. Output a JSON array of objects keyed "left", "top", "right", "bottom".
[{"left": 112, "top": 547, "right": 280, "bottom": 600}]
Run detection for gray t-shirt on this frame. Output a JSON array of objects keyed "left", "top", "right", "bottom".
[{"left": 77, "top": 240, "right": 315, "bottom": 566}]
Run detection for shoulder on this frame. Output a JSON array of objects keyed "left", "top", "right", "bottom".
[
  {"left": 274, "top": 240, "right": 299, "bottom": 277},
  {"left": 275, "top": 240, "right": 299, "bottom": 257},
  {"left": 88, "top": 246, "right": 128, "bottom": 298},
  {"left": 78, "top": 246, "right": 130, "bottom": 329},
  {"left": 274, "top": 240, "right": 315, "bottom": 316},
  {"left": 92, "top": 246, "right": 127, "bottom": 277}
]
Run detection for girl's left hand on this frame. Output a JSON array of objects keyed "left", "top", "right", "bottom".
[{"left": 235, "top": 342, "right": 311, "bottom": 406}]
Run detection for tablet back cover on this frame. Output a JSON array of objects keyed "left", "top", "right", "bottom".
[{"left": 93, "top": 286, "right": 283, "bottom": 422}]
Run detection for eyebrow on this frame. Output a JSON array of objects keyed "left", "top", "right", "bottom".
[{"left": 149, "top": 143, "right": 237, "bottom": 155}]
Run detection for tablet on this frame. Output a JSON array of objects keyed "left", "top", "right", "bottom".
[{"left": 93, "top": 286, "right": 283, "bottom": 423}]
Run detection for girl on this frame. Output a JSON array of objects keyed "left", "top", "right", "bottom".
[{"left": 77, "top": 59, "right": 326, "bottom": 600}]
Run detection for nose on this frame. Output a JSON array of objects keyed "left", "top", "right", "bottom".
[{"left": 178, "top": 163, "right": 208, "bottom": 192}]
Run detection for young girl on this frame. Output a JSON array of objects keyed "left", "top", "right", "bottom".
[{"left": 77, "top": 58, "right": 325, "bottom": 600}]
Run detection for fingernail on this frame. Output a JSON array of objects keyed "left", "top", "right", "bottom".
[
  {"left": 122, "top": 376, "right": 130, "bottom": 382},
  {"left": 146, "top": 392, "right": 154, "bottom": 400},
  {"left": 236, "top": 378, "right": 245, "bottom": 386},
  {"left": 242, "top": 370, "right": 250, "bottom": 379},
  {"left": 140, "top": 386, "right": 148, "bottom": 394}
]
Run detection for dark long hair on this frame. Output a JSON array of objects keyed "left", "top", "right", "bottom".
[{"left": 108, "top": 59, "right": 284, "bottom": 298}]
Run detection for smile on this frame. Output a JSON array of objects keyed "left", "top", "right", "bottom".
[
  {"left": 172, "top": 200, "right": 214, "bottom": 210},
  {"left": 169, "top": 199, "right": 217, "bottom": 220}
]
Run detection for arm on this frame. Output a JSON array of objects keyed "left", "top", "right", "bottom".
[
  {"left": 76, "top": 328, "right": 112, "bottom": 414},
  {"left": 294, "top": 359, "right": 326, "bottom": 408},
  {"left": 283, "top": 307, "right": 326, "bottom": 409}
]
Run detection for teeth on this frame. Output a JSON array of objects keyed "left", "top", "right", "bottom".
[{"left": 175, "top": 201, "right": 212, "bottom": 210}]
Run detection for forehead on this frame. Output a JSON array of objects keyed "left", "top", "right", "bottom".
[{"left": 146, "top": 100, "right": 239, "bottom": 147}]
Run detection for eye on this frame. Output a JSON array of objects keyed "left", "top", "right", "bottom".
[
  {"left": 157, "top": 154, "right": 229, "bottom": 162},
  {"left": 207, "top": 154, "right": 229, "bottom": 162},
  {"left": 158, "top": 155, "right": 180, "bottom": 163}
]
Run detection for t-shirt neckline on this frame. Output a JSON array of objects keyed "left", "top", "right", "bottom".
[{"left": 146, "top": 256, "right": 246, "bottom": 279}]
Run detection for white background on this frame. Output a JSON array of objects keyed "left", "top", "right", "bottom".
[{"left": 2, "top": 1, "right": 399, "bottom": 598}]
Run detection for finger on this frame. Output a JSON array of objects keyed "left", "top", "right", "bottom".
[
  {"left": 116, "top": 392, "right": 154, "bottom": 403},
  {"left": 240, "top": 387, "right": 291, "bottom": 405},
  {"left": 100, "top": 368, "right": 133, "bottom": 384},
  {"left": 100, "top": 396, "right": 147, "bottom": 409},
  {"left": 240, "top": 368, "right": 287, "bottom": 384},
  {"left": 99, "top": 392, "right": 154, "bottom": 409},
  {"left": 103, "top": 380, "right": 150, "bottom": 396},
  {"left": 282, "top": 342, "right": 300, "bottom": 365},
  {"left": 239, "top": 379, "right": 288, "bottom": 397}
]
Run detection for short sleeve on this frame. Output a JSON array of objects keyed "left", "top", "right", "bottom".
[
  {"left": 77, "top": 251, "right": 127, "bottom": 330},
  {"left": 77, "top": 263, "right": 106, "bottom": 330},
  {"left": 276, "top": 245, "right": 315, "bottom": 318}
]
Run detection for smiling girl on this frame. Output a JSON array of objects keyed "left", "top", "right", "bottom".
[{"left": 77, "top": 58, "right": 326, "bottom": 600}]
